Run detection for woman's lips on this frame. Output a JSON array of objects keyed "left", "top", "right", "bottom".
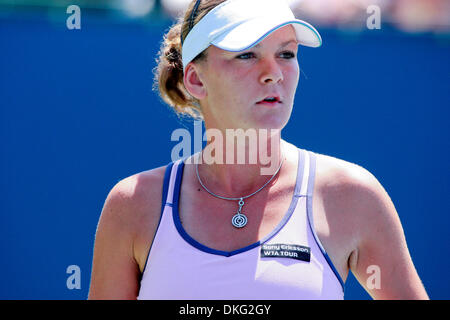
[
  {"left": 256, "top": 100, "right": 282, "bottom": 106},
  {"left": 256, "top": 95, "right": 282, "bottom": 106}
]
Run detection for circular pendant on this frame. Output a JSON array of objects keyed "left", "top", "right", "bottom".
[{"left": 232, "top": 213, "right": 248, "bottom": 228}]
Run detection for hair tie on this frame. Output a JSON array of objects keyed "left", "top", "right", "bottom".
[{"left": 181, "top": 0, "right": 202, "bottom": 45}]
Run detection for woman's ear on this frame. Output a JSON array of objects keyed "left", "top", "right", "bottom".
[{"left": 183, "top": 63, "right": 207, "bottom": 100}]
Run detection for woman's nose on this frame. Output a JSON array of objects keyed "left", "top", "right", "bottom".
[{"left": 259, "top": 58, "right": 283, "bottom": 84}]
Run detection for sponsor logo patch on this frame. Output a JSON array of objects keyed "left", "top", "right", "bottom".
[{"left": 260, "top": 243, "right": 311, "bottom": 262}]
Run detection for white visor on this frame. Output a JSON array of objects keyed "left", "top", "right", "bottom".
[{"left": 181, "top": 0, "right": 322, "bottom": 71}]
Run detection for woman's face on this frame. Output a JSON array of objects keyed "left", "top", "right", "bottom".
[{"left": 196, "top": 25, "right": 300, "bottom": 132}]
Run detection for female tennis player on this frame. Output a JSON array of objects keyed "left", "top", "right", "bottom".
[{"left": 88, "top": 0, "right": 429, "bottom": 300}]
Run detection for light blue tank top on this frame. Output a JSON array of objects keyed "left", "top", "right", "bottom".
[{"left": 138, "top": 148, "right": 345, "bottom": 299}]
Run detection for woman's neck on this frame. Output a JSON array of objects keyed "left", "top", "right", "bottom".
[{"left": 194, "top": 128, "right": 285, "bottom": 197}]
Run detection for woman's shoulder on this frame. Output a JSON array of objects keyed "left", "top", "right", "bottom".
[
  {"left": 288, "top": 142, "right": 380, "bottom": 194},
  {"left": 99, "top": 165, "right": 169, "bottom": 235},
  {"left": 303, "top": 148, "right": 394, "bottom": 222},
  {"left": 98, "top": 164, "right": 171, "bottom": 272},
  {"left": 109, "top": 165, "right": 168, "bottom": 203},
  {"left": 312, "top": 151, "right": 377, "bottom": 191},
  {"left": 311, "top": 150, "right": 398, "bottom": 237}
]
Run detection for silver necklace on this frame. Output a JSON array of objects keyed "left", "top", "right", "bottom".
[{"left": 195, "top": 154, "right": 285, "bottom": 228}]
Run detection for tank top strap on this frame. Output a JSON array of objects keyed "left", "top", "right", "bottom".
[
  {"left": 163, "top": 159, "right": 184, "bottom": 206},
  {"left": 294, "top": 148, "right": 309, "bottom": 197},
  {"left": 306, "top": 150, "right": 316, "bottom": 197},
  {"left": 139, "top": 160, "right": 178, "bottom": 275}
]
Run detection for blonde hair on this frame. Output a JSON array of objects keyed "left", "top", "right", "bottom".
[{"left": 154, "top": 0, "right": 227, "bottom": 120}]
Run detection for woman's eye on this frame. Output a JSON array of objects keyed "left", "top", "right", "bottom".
[
  {"left": 236, "top": 52, "right": 255, "bottom": 59},
  {"left": 280, "top": 51, "right": 296, "bottom": 59},
  {"left": 236, "top": 51, "right": 296, "bottom": 60}
]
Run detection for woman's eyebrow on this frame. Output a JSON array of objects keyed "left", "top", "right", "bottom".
[
  {"left": 253, "top": 39, "right": 298, "bottom": 49},
  {"left": 280, "top": 39, "right": 298, "bottom": 47}
]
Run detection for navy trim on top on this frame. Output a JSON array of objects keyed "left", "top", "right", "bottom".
[
  {"left": 172, "top": 149, "right": 305, "bottom": 257},
  {"left": 305, "top": 151, "right": 345, "bottom": 293},
  {"left": 141, "top": 162, "right": 175, "bottom": 275},
  {"left": 162, "top": 162, "right": 175, "bottom": 206}
]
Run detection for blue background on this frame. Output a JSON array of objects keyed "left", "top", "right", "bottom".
[{"left": 1, "top": 10, "right": 449, "bottom": 300}]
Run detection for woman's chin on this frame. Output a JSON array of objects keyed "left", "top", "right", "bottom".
[{"left": 249, "top": 114, "right": 290, "bottom": 132}]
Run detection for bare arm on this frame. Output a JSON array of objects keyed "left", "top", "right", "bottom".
[{"left": 347, "top": 167, "right": 429, "bottom": 299}]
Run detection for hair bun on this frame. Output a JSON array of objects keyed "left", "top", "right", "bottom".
[{"left": 165, "top": 47, "right": 182, "bottom": 67}]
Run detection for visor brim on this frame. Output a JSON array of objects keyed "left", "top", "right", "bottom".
[{"left": 211, "top": 19, "right": 322, "bottom": 52}]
